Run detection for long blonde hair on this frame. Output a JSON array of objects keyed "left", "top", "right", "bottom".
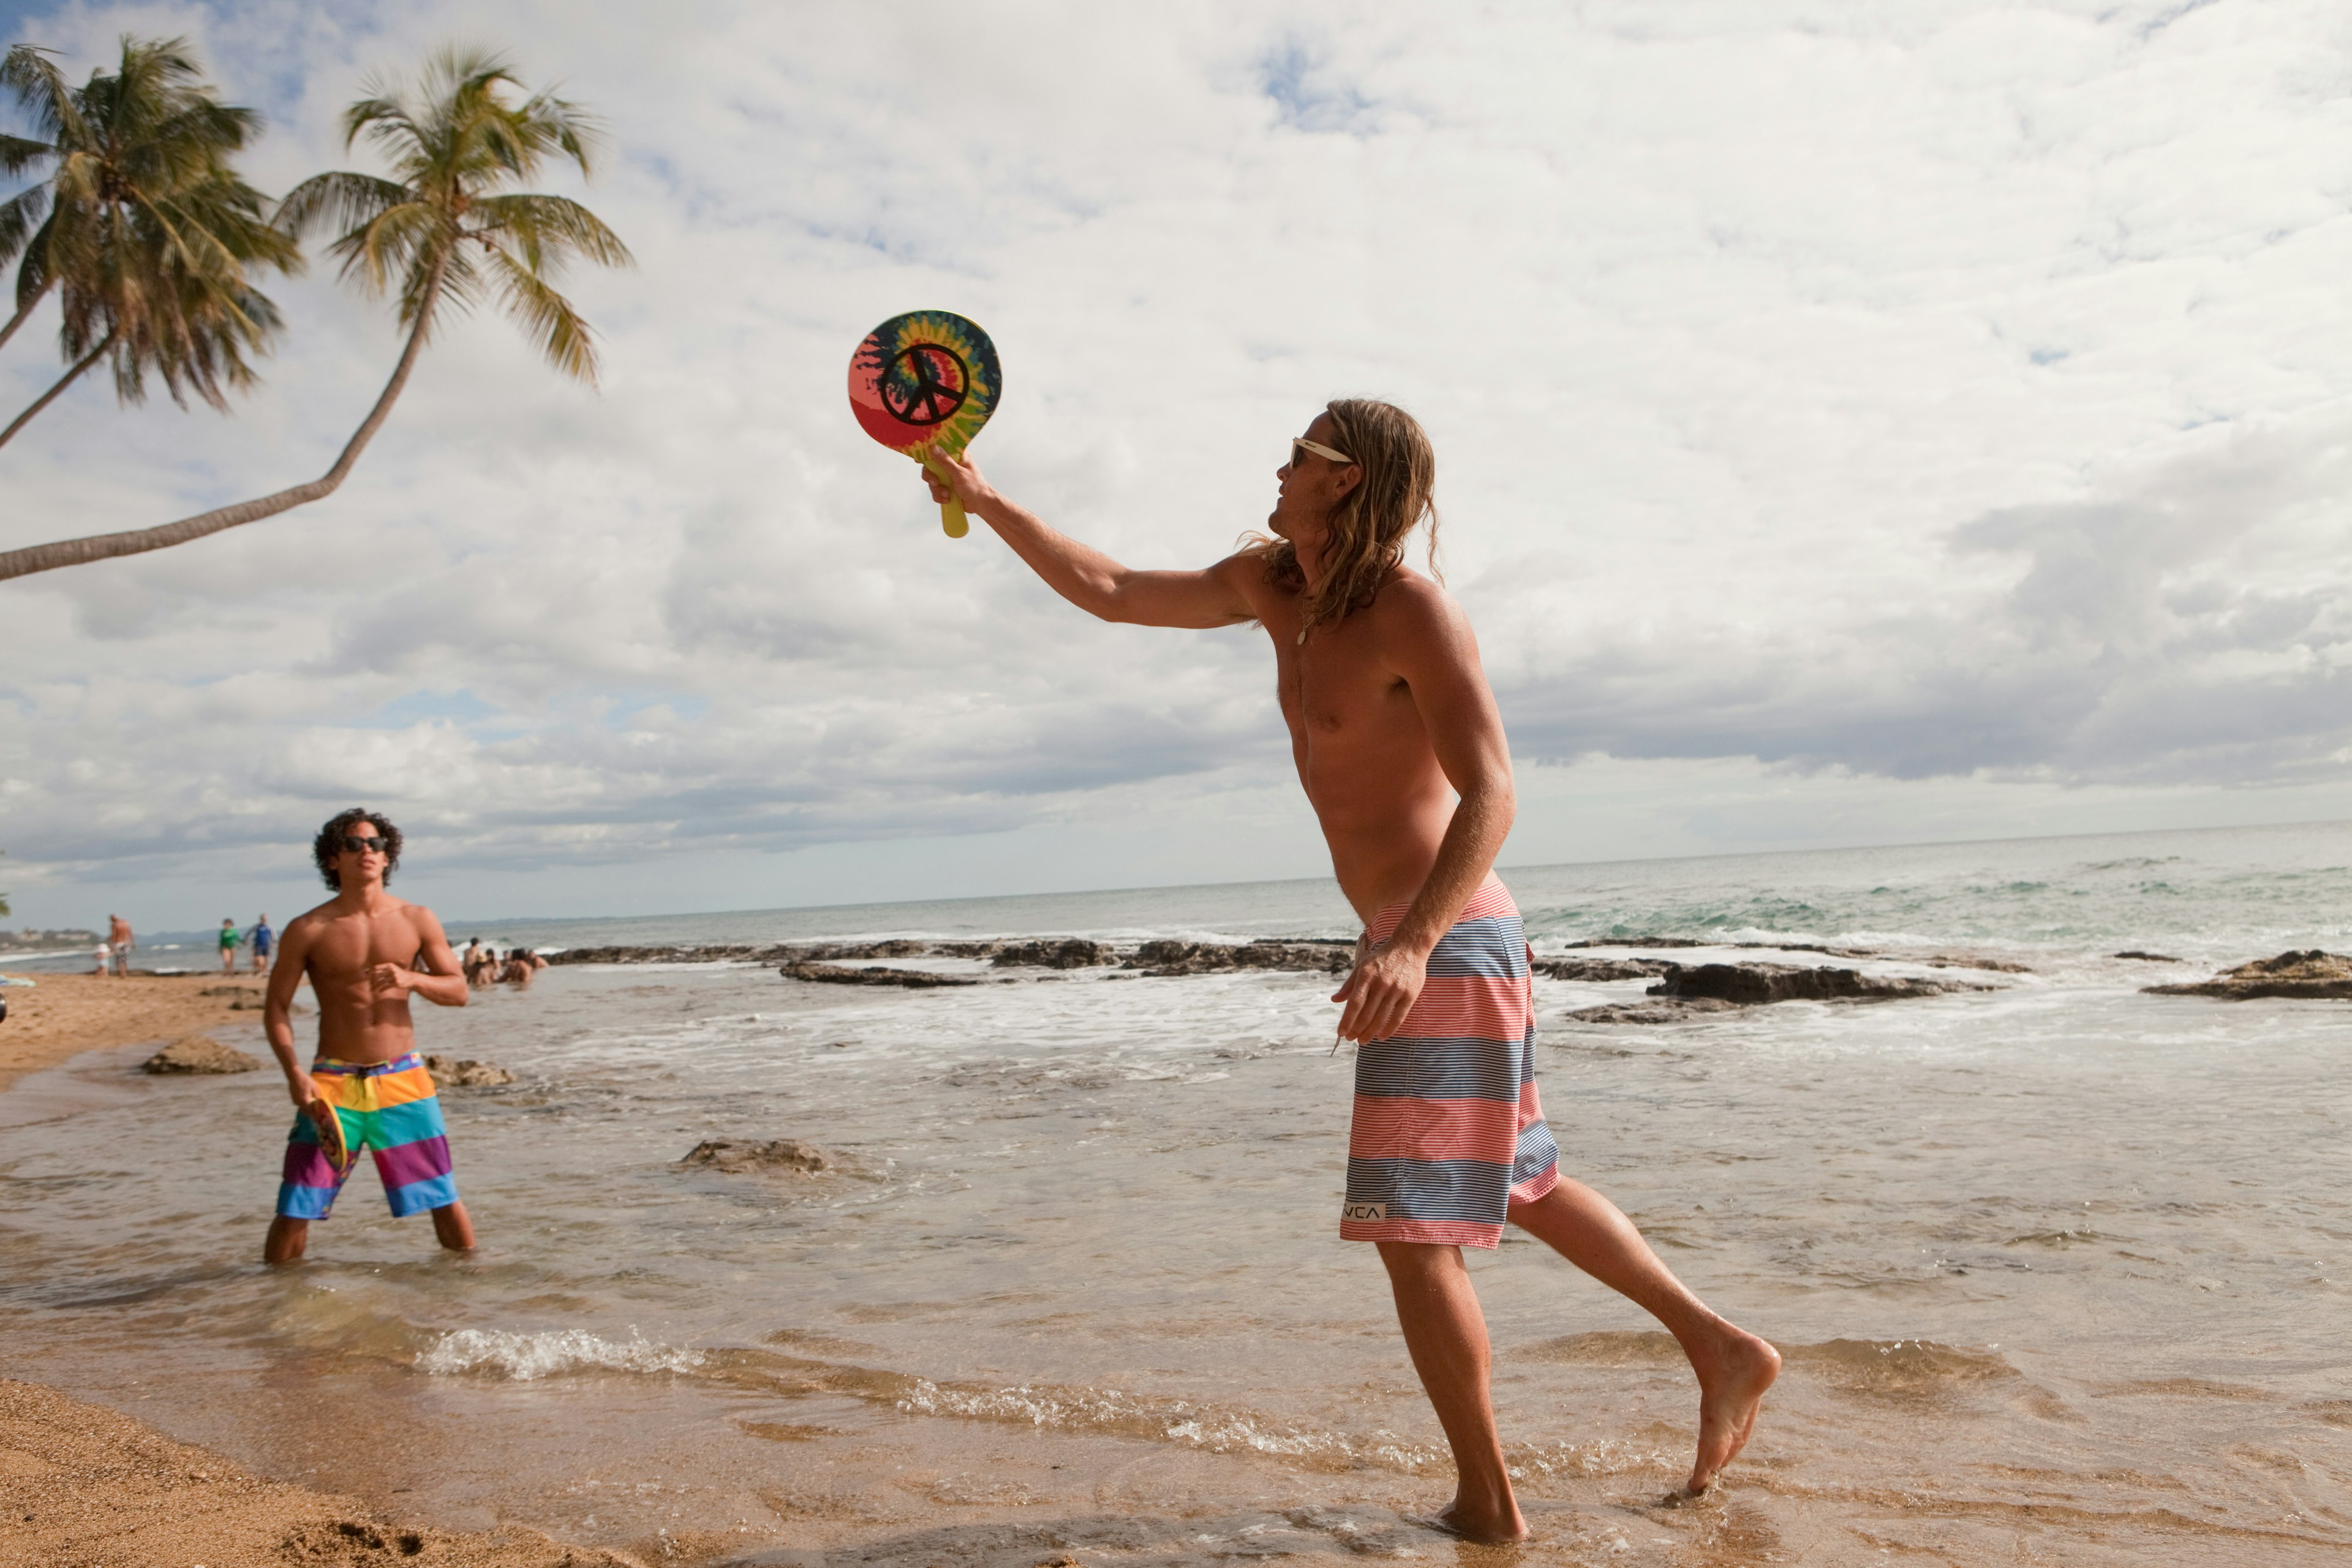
[{"left": 1250, "top": 399, "right": 1440, "bottom": 638}]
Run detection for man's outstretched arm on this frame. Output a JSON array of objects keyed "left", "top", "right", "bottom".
[{"left": 925, "top": 444, "right": 1254, "bottom": 629}]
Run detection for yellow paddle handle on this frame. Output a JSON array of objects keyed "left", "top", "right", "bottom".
[{"left": 918, "top": 450, "right": 970, "bottom": 538}]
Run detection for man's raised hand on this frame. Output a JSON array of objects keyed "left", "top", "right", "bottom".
[{"left": 923, "top": 443, "right": 995, "bottom": 513}]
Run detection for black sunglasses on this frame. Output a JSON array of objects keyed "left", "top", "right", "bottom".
[{"left": 339, "top": 834, "right": 389, "bottom": 855}]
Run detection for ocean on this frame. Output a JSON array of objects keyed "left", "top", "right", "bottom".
[{"left": 3, "top": 821, "right": 2349, "bottom": 1565}]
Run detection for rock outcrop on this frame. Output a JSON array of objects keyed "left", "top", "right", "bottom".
[
  {"left": 142, "top": 1037, "right": 262, "bottom": 1074},
  {"left": 1127, "top": 939, "right": 1354, "bottom": 977},
  {"left": 779, "top": 960, "right": 978, "bottom": 989},
  {"left": 2114, "top": 950, "right": 2183, "bottom": 963},
  {"left": 1648, "top": 962, "right": 1994, "bottom": 1005},
  {"left": 680, "top": 1138, "right": 839, "bottom": 1174},
  {"left": 1565, "top": 998, "right": 1743, "bottom": 1025},
  {"left": 2143, "top": 950, "right": 2352, "bottom": 1000},
  {"left": 424, "top": 1055, "right": 514, "bottom": 1087},
  {"left": 991, "top": 938, "right": 1116, "bottom": 969},
  {"left": 1535, "top": 957, "right": 1675, "bottom": 981}
]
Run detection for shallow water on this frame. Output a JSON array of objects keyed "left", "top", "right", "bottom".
[{"left": 5, "top": 822, "right": 2352, "bottom": 1565}]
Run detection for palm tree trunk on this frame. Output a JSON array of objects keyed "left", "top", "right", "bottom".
[
  {"left": 0, "top": 330, "right": 112, "bottom": 450},
  {"left": 0, "top": 258, "right": 445, "bottom": 583},
  {"left": 0, "top": 277, "right": 55, "bottom": 357}
]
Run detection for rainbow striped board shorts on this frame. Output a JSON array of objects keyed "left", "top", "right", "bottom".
[
  {"left": 276, "top": 1053, "right": 459, "bottom": 1220},
  {"left": 1340, "top": 876, "right": 1559, "bottom": 1249}
]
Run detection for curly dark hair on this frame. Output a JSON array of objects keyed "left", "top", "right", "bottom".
[{"left": 313, "top": 808, "right": 403, "bottom": 890}]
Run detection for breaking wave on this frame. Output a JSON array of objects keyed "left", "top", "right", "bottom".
[{"left": 416, "top": 1327, "right": 704, "bottom": 1381}]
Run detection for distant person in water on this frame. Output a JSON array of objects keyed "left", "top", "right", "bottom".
[
  {"left": 249, "top": 914, "right": 274, "bottom": 974},
  {"left": 262, "top": 809, "right": 474, "bottom": 1264},
  {"left": 218, "top": 918, "right": 239, "bottom": 974},
  {"left": 502, "top": 948, "right": 545, "bottom": 989},
  {"left": 922, "top": 401, "right": 1780, "bottom": 1534},
  {"left": 108, "top": 913, "right": 132, "bottom": 976}
]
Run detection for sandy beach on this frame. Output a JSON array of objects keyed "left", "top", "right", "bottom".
[
  {"left": 0, "top": 1378, "right": 627, "bottom": 1567},
  {"left": 0, "top": 971, "right": 268, "bottom": 1095}
]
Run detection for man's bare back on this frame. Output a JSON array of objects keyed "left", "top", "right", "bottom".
[{"left": 923, "top": 401, "right": 1778, "bottom": 1536}]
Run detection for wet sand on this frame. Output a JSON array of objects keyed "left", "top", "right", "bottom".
[
  {"left": 0, "top": 970, "right": 265, "bottom": 1094},
  {"left": 0, "top": 1377, "right": 623, "bottom": 1567}
]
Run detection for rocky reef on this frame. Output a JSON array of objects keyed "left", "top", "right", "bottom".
[
  {"left": 2143, "top": 950, "right": 2352, "bottom": 1000},
  {"left": 680, "top": 1138, "right": 842, "bottom": 1174},
  {"left": 141, "top": 1037, "right": 262, "bottom": 1074},
  {"left": 424, "top": 1055, "right": 514, "bottom": 1087},
  {"left": 1126, "top": 939, "right": 1354, "bottom": 977},
  {"left": 779, "top": 960, "right": 979, "bottom": 989},
  {"left": 1565, "top": 960, "right": 1999, "bottom": 1024}
]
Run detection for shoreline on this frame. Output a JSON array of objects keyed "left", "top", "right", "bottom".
[{"left": 0, "top": 1377, "right": 628, "bottom": 1567}]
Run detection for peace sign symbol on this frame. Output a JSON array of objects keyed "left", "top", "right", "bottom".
[{"left": 880, "top": 344, "right": 970, "bottom": 427}]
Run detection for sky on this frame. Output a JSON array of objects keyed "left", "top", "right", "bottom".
[{"left": 5, "top": 0, "right": 2352, "bottom": 931}]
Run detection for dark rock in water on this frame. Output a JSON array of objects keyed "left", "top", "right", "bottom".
[
  {"left": 1565, "top": 998, "right": 1743, "bottom": 1025},
  {"left": 143, "top": 1036, "right": 262, "bottom": 1074},
  {"left": 2144, "top": 949, "right": 2352, "bottom": 1000},
  {"left": 1562, "top": 936, "right": 1706, "bottom": 949},
  {"left": 991, "top": 938, "right": 1115, "bottom": 969},
  {"left": 2114, "top": 950, "right": 2183, "bottom": 963},
  {"left": 680, "top": 1138, "right": 836, "bottom": 1174},
  {"left": 1536, "top": 957, "right": 1674, "bottom": 981},
  {"left": 1128, "top": 940, "right": 1354, "bottom": 977},
  {"left": 548, "top": 943, "right": 794, "bottom": 966},
  {"left": 425, "top": 1055, "right": 514, "bottom": 1087},
  {"left": 1648, "top": 963, "right": 1995, "bottom": 1005},
  {"left": 931, "top": 940, "right": 1004, "bottom": 959},
  {"left": 804, "top": 938, "right": 930, "bottom": 961},
  {"left": 1926, "top": 955, "right": 2036, "bottom": 974},
  {"left": 780, "top": 960, "right": 977, "bottom": 989}
]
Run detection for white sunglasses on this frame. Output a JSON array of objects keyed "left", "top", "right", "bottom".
[{"left": 1289, "top": 436, "right": 1354, "bottom": 466}]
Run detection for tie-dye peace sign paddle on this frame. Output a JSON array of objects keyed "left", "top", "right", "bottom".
[{"left": 848, "top": 311, "right": 1001, "bottom": 538}]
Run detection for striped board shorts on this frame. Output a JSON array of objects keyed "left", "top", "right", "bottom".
[
  {"left": 1340, "top": 876, "right": 1559, "bottom": 1249},
  {"left": 276, "top": 1052, "right": 460, "bottom": 1220}
]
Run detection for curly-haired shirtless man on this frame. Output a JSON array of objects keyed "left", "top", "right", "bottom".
[
  {"left": 922, "top": 402, "right": 1779, "bottom": 1538},
  {"left": 262, "top": 808, "right": 474, "bottom": 1263}
]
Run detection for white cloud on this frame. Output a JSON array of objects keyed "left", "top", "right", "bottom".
[{"left": 6, "top": 0, "right": 2352, "bottom": 929}]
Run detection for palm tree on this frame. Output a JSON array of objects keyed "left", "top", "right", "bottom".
[
  {"left": 0, "top": 37, "right": 300, "bottom": 448},
  {"left": 0, "top": 46, "right": 630, "bottom": 582}
]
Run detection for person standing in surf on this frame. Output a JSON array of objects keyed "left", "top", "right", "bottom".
[
  {"left": 921, "top": 401, "right": 1779, "bottom": 1538},
  {"left": 261, "top": 809, "right": 475, "bottom": 1264}
]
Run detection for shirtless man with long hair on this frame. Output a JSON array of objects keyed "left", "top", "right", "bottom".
[{"left": 922, "top": 401, "right": 1779, "bottom": 1539}]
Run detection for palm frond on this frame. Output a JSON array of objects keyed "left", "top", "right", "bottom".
[
  {"left": 13, "top": 210, "right": 51, "bottom": 308},
  {"left": 467, "top": 192, "right": 633, "bottom": 273},
  {"left": 0, "top": 130, "right": 55, "bottom": 176},
  {"left": 0, "top": 45, "right": 80, "bottom": 148},
  {"left": 0, "top": 183, "right": 50, "bottom": 268},
  {"left": 274, "top": 169, "right": 405, "bottom": 239},
  {"left": 481, "top": 240, "right": 598, "bottom": 383}
]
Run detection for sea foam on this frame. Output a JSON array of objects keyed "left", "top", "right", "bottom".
[{"left": 417, "top": 1327, "right": 704, "bottom": 1381}]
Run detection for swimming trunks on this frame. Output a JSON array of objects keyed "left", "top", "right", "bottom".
[
  {"left": 276, "top": 1053, "right": 459, "bottom": 1219},
  {"left": 1340, "top": 876, "right": 1559, "bottom": 1249}
]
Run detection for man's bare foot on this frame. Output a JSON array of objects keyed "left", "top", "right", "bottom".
[
  {"left": 1685, "top": 1322, "right": 1780, "bottom": 1493},
  {"left": 1430, "top": 1498, "right": 1530, "bottom": 1544}
]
